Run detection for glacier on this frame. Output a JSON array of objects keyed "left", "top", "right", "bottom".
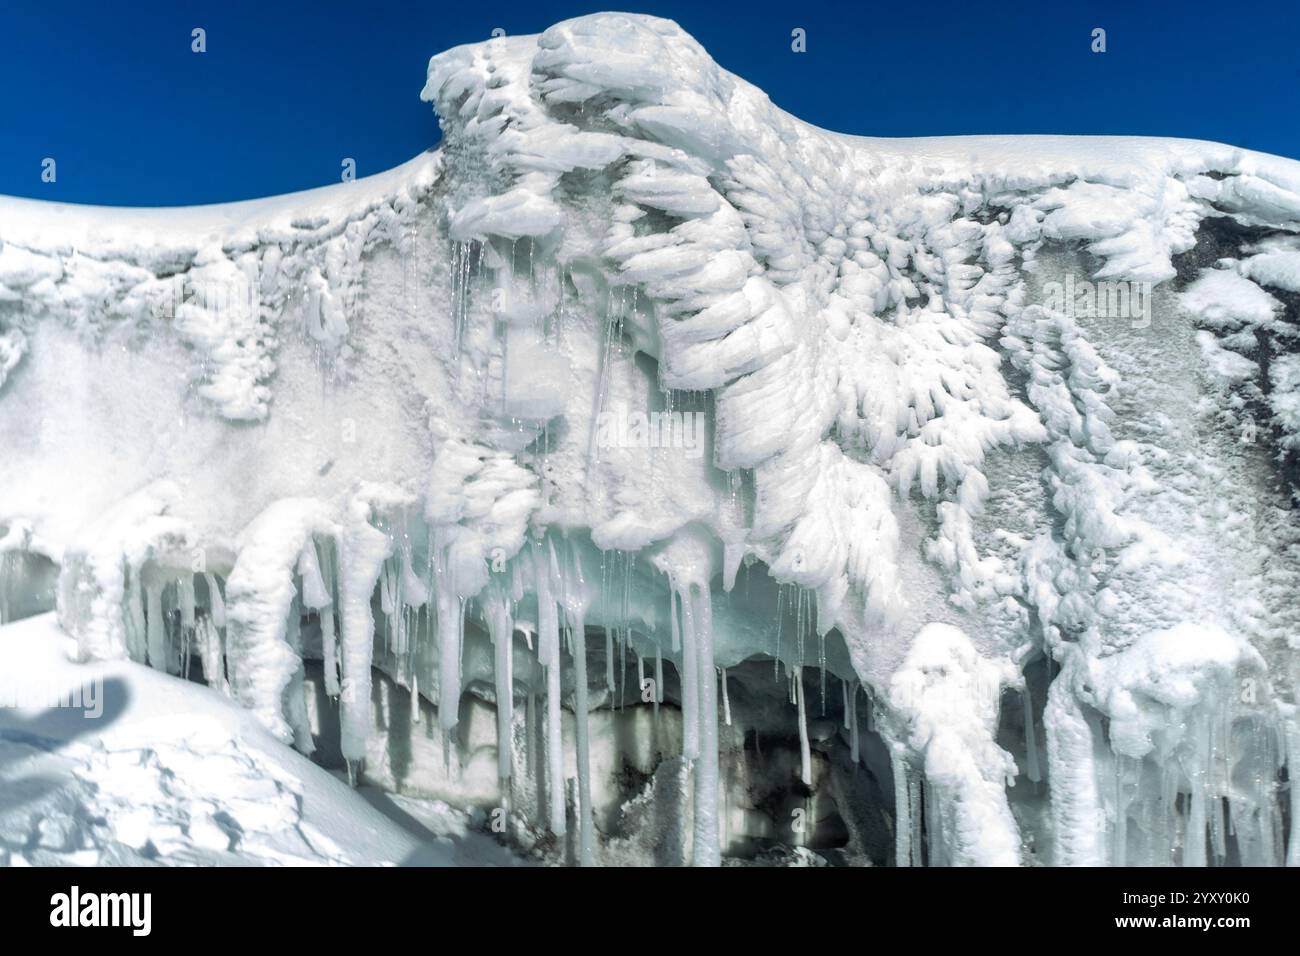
[{"left": 1, "top": 12, "right": 1299, "bottom": 867}]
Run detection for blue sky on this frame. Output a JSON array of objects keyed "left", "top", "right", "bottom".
[{"left": 3, "top": 0, "right": 1297, "bottom": 206}]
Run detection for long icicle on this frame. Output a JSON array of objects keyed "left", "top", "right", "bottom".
[
  {"left": 1023, "top": 682, "right": 1042, "bottom": 784},
  {"left": 565, "top": 540, "right": 595, "bottom": 867},
  {"left": 572, "top": 616, "right": 594, "bottom": 866},
  {"left": 310, "top": 548, "right": 340, "bottom": 697},
  {"left": 678, "top": 589, "right": 699, "bottom": 761},
  {"left": 201, "top": 572, "right": 227, "bottom": 691},
  {"left": 796, "top": 665, "right": 811, "bottom": 787},
  {"left": 489, "top": 595, "right": 514, "bottom": 797},
  {"left": 1286, "top": 716, "right": 1300, "bottom": 867},
  {"left": 604, "top": 625, "right": 615, "bottom": 702},
  {"left": 434, "top": 533, "right": 462, "bottom": 756},
  {"left": 690, "top": 584, "right": 720, "bottom": 866},
  {"left": 145, "top": 580, "right": 165, "bottom": 672},
  {"left": 536, "top": 541, "right": 566, "bottom": 836},
  {"left": 654, "top": 645, "right": 663, "bottom": 719},
  {"left": 339, "top": 511, "right": 389, "bottom": 786},
  {"left": 892, "top": 746, "right": 911, "bottom": 867},
  {"left": 849, "top": 681, "right": 860, "bottom": 765}
]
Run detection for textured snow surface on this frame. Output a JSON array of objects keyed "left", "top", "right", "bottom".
[
  {"left": 0, "top": 614, "right": 522, "bottom": 865},
  {"left": 2, "top": 13, "right": 1300, "bottom": 866}
]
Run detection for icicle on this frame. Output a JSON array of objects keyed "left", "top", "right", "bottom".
[
  {"left": 298, "top": 538, "right": 339, "bottom": 696},
  {"left": 488, "top": 598, "right": 514, "bottom": 787},
  {"left": 892, "top": 747, "right": 911, "bottom": 867},
  {"left": 435, "top": 540, "right": 462, "bottom": 739},
  {"left": 410, "top": 672, "right": 421, "bottom": 725},
  {"left": 604, "top": 625, "right": 616, "bottom": 701},
  {"left": 1286, "top": 717, "right": 1300, "bottom": 867},
  {"left": 382, "top": 558, "right": 399, "bottom": 653},
  {"left": 284, "top": 594, "right": 314, "bottom": 755},
  {"left": 177, "top": 574, "right": 195, "bottom": 631},
  {"left": 1210, "top": 792, "right": 1227, "bottom": 865},
  {"left": 796, "top": 589, "right": 806, "bottom": 666},
  {"left": 1184, "top": 718, "right": 1209, "bottom": 867},
  {"left": 795, "top": 665, "right": 811, "bottom": 787},
  {"left": 320, "top": 603, "right": 340, "bottom": 697},
  {"left": 203, "top": 572, "right": 225, "bottom": 627},
  {"left": 1043, "top": 661, "right": 1107, "bottom": 865},
  {"left": 1023, "top": 684, "right": 1042, "bottom": 784},
  {"left": 923, "top": 779, "right": 941, "bottom": 867},
  {"left": 619, "top": 627, "right": 627, "bottom": 710},
  {"left": 535, "top": 541, "right": 566, "bottom": 836},
  {"left": 145, "top": 580, "right": 165, "bottom": 672},
  {"left": 379, "top": 557, "right": 394, "bottom": 619},
  {"left": 399, "top": 543, "right": 429, "bottom": 609},
  {"left": 338, "top": 509, "right": 390, "bottom": 778},
  {"left": 572, "top": 617, "right": 594, "bottom": 866},
  {"left": 720, "top": 667, "right": 731, "bottom": 727},
  {"left": 849, "top": 681, "right": 860, "bottom": 765},
  {"left": 125, "top": 568, "right": 147, "bottom": 662},
  {"left": 691, "top": 585, "right": 720, "bottom": 867},
  {"left": 196, "top": 614, "right": 226, "bottom": 692},
  {"left": 678, "top": 589, "right": 699, "bottom": 761},
  {"left": 654, "top": 645, "right": 663, "bottom": 718},
  {"left": 669, "top": 590, "right": 681, "bottom": 652},
  {"left": 819, "top": 632, "right": 826, "bottom": 715},
  {"left": 1255, "top": 802, "right": 1277, "bottom": 866},
  {"left": 1113, "top": 757, "right": 1128, "bottom": 867},
  {"left": 525, "top": 690, "right": 537, "bottom": 778},
  {"left": 773, "top": 586, "right": 784, "bottom": 680}
]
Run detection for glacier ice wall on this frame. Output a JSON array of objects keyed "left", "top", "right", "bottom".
[{"left": 2, "top": 13, "right": 1300, "bottom": 866}]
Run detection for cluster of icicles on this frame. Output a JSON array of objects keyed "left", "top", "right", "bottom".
[
  {"left": 66, "top": 521, "right": 875, "bottom": 867},
  {"left": 7, "top": 499, "right": 1291, "bottom": 867}
]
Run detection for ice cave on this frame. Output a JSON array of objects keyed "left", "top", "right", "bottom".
[{"left": 1, "top": 12, "right": 1299, "bottom": 867}]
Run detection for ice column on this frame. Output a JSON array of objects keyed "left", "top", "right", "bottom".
[
  {"left": 571, "top": 615, "right": 594, "bottom": 866},
  {"left": 796, "top": 667, "right": 811, "bottom": 786},
  {"left": 339, "top": 511, "right": 390, "bottom": 780},
  {"left": 691, "top": 585, "right": 720, "bottom": 866},
  {"left": 434, "top": 536, "right": 463, "bottom": 742},
  {"left": 1043, "top": 663, "right": 1106, "bottom": 866},
  {"left": 536, "top": 541, "right": 566, "bottom": 836},
  {"left": 487, "top": 596, "right": 515, "bottom": 790},
  {"left": 892, "top": 746, "right": 911, "bottom": 867},
  {"left": 145, "top": 580, "right": 165, "bottom": 672}
]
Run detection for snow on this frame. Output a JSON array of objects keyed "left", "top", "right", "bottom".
[
  {"left": 2, "top": 11, "right": 1300, "bottom": 867},
  {"left": 1244, "top": 249, "right": 1300, "bottom": 293},
  {"left": 0, "top": 613, "right": 515, "bottom": 865}
]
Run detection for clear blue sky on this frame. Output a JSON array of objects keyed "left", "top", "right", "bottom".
[{"left": 3, "top": 0, "right": 1297, "bottom": 206}]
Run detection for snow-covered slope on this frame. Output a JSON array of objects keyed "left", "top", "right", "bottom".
[
  {"left": 0, "top": 613, "right": 526, "bottom": 865},
  {"left": 2, "top": 13, "right": 1299, "bottom": 867}
]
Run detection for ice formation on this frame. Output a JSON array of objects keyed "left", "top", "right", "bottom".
[{"left": 2, "top": 13, "right": 1299, "bottom": 866}]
